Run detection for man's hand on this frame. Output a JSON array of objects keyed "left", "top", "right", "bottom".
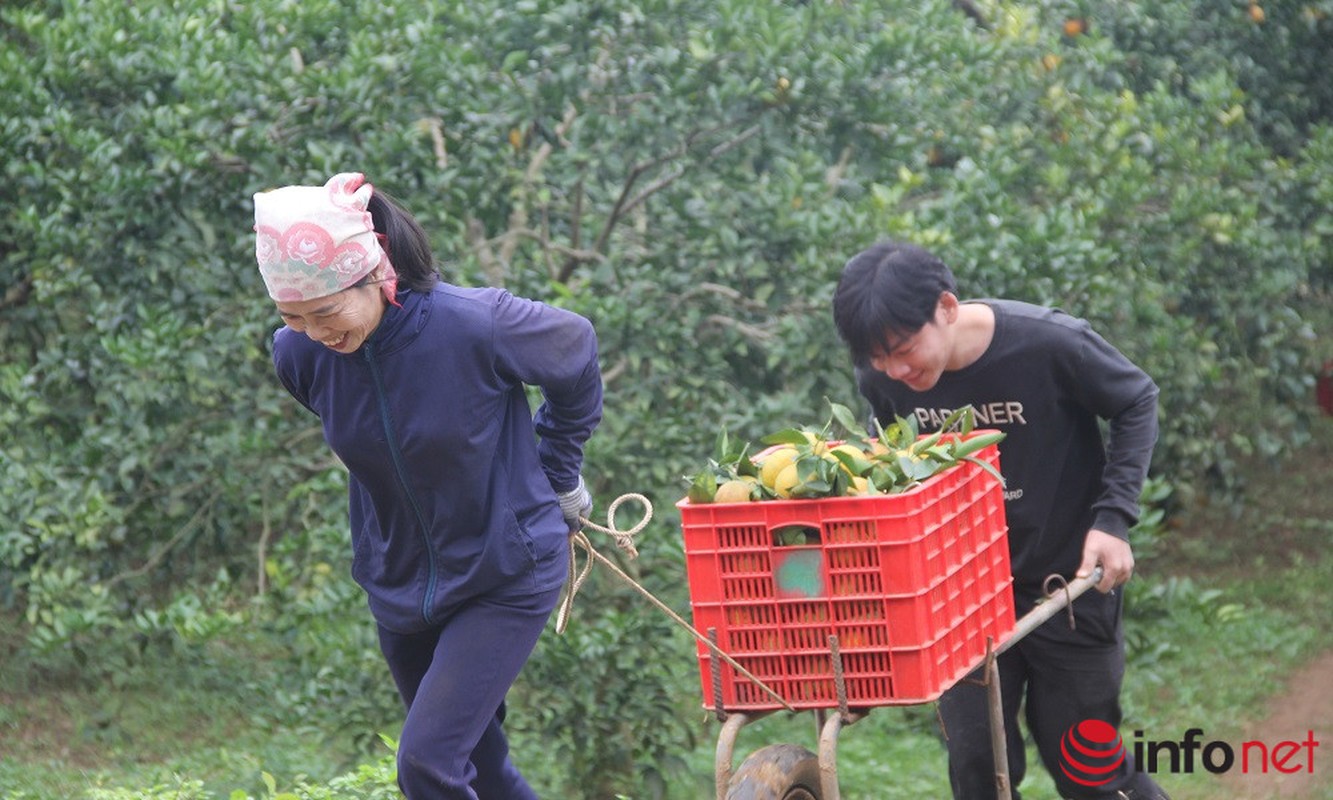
[{"left": 1077, "top": 529, "right": 1135, "bottom": 593}]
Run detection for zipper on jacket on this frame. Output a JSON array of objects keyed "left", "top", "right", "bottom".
[{"left": 364, "top": 341, "right": 439, "bottom": 627}]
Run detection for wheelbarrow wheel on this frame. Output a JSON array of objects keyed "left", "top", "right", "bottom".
[{"left": 726, "top": 743, "right": 823, "bottom": 800}]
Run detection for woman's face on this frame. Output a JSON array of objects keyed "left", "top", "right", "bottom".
[{"left": 275, "top": 281, "right": 386, "bottom": 354}]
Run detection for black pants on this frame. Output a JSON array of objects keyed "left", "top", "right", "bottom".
[{"left": 937, "top": 586, "right": 1170, "bottom": 800}]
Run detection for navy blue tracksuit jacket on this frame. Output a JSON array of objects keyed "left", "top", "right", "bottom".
[{"left": 273, "top": 283, "right": 603, "bottom": 634}]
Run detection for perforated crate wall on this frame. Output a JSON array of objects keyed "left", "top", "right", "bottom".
[{"left": 678, "top": 436, "right": 1015, "bottom": 711}]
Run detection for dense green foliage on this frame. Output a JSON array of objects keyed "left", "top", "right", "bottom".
[{"left": 2, "top": 0, "right": 1331, "bottom": 796}]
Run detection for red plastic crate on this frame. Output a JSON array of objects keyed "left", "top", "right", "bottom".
[{"left": 678, "top": 435, "right": 1014, "bottom": 711}]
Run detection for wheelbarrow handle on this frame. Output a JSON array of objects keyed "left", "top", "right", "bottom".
[{"left": 995, "top": 566, "right": 1104, "bottom": 657}]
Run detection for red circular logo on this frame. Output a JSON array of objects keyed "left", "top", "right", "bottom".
[{"left": 1060, "top": 719, "right": 1127, "bottom": 787}]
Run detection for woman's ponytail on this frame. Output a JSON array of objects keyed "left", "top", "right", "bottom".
[{"left": 368, "top": 190, "right": 439, "bottom": 292}]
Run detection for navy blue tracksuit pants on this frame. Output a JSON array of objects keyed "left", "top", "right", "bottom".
[
  {"left": 937, "top": 585, "right": 1170, "bottom": 800},
  {"left": 377, "top": 579, "right": 563, "bottom": 800}
]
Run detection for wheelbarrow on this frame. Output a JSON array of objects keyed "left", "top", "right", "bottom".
[
  {"left": 710, "top": 568, "right": 1105, "bottom": 800},
  {"left": 563, "top": 447, "right": 1099, "bottom": 799}
]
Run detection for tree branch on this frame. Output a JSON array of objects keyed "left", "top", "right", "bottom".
[
  {"left": 256, "top": 485, "right": 272, "bottom": 597},
  {"left": 953, "top": 0, "right": 990, "bottom": 29},
  {"left": 701, "top": 314, "right": 776, "bottom": 344},
  {"left": 103, "top": 488, "right": 223, "bottom": 589},
  {"left": 0, "top": 276, "right": 34, "bottom": 314},
  {"left": 682, "top": 281, "right": 772, "bottom": 315},
  {"left": 600, "top": 355, "right": 628, "bottom": 386},
  {"left": 560, "top": 115, "right": 766, "bottom": 283}
]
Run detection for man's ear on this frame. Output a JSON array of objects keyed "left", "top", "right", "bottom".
[{"left": 938, "top": 291, "right": 960, "bottom": 323}]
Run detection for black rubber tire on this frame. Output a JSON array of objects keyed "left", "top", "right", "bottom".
[{"left": 725, "top": 743, "right": 824, "bottom": 800}]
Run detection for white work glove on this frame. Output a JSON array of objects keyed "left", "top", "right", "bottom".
[{"left": 556, "top": 475, "right": 593, "bottom": 533}]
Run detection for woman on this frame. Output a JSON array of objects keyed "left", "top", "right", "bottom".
[{"left": 253, "top": 172, "right": 602, "bottom": 798}]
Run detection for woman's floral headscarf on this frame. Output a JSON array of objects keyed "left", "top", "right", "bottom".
[{"left": 253, "top": 172, "right": 396, "bottom": 303}]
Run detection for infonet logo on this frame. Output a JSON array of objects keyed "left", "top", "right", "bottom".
[
  {"left": 1061, "top": 720, "right": 1321, "bottom": 782},
  {"left": 1060, "top": 719, "right": 1127, "bottom": 787}
]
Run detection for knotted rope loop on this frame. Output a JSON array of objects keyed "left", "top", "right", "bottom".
[
  {"left": 556, "top": 493, "right": 652, "bottom": 634},
  {"left": 582, "top": 491, "right": 650, "bottom": 558}
]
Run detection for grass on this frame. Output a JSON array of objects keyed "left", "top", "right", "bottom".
[
  {"left": 0, "top": 620, "right": 399, "bottom": 800},
  {"left": 3, "top": 418, "right": 1331, "bottom": 799},
  {"left": 3, "top": 572, "right": 1328, "bottom": 800}
]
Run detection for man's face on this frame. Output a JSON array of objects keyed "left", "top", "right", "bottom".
[{"left": 866, "top": 302, "right": 953, "bottom": 392}]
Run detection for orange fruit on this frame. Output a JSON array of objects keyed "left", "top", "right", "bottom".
[{"left": 713, "top": 479, "right": 754, "bottom": 504}]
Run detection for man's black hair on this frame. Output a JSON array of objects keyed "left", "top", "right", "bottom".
[{"left": 831, "top": 240, "right": 957, "bottom": 366}]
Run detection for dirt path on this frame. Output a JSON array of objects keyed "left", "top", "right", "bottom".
[
  {"left": 1220, "top": 649, "right": 1333, "bottom": 799},
  {"left": 1161, "top": 415, "right": 1333, "bottom": 800}
]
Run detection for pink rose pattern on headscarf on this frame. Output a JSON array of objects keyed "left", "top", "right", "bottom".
[{"left": 253, "top": 172, "right": 398, "bottom": 303}]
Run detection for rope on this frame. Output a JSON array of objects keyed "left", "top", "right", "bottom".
[
  {"left": 556, "top": 492, "right": 651, "bottom": 634},
  {"left": 555, "top": 492, "right": 796, "bottom": 713}
]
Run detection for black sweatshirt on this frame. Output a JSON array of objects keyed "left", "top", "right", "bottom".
[{"left": 855, "top": 300, "right": 1159, "bottom": 589}]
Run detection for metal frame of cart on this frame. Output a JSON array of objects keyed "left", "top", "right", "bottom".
[{"left": 710, "top": 568, "right": 1104, "bottom": 800}]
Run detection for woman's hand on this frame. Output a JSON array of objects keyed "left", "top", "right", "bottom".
[{"left": 556, "top": 476, "right": 593, "bottom": 534}]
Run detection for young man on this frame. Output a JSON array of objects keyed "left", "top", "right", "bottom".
[{"left": 832, "top": 241, "right": 1168, "bottom": 800}]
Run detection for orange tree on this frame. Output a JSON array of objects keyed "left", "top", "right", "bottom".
[{"left": 1, "top": 0, "right": 1330, "bottom": 794}]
